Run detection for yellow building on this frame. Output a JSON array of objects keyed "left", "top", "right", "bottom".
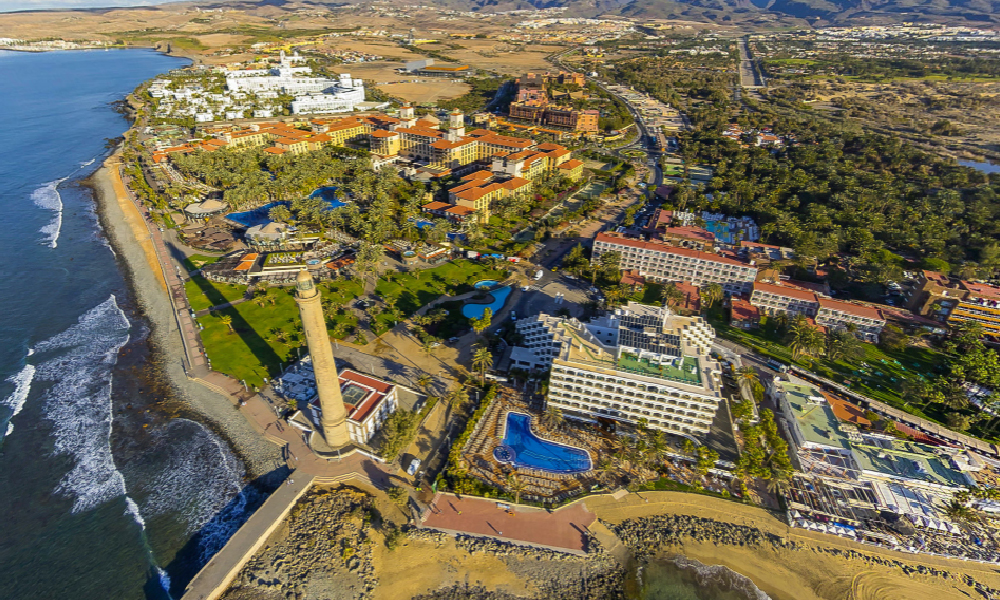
[
  {"left": 947, "top": 282, "right": 1000, "bottom": 340},
  {"left": 557, "top": 158, "right": 584, "bottom": 182}
]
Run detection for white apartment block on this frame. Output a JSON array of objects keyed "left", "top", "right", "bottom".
[
  {"left": 528, "top": 303, "right": 724, "bottom": 437},
  {"left": 816, "top": 298, "right": 886, "bottom": 343},
  {"left": 593, "top": 232, "right": 757, "bottom": 296},
  {"left": 750, "top": 281, "right": 819, "bottom": 318}
]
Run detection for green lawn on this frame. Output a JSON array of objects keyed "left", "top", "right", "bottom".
[
  {"left": 182, "top": 254, "right": 223, "bottom": 272},
  {"left": 185, "top": 276, "right": 248, "bottom": 312},
  {"left": 374, "top": 260, "right": 509, "bottom": 316},
  {"left": 709, "top": 313, "right": 943, "bottom": 410},
  {"left": 196, "top": 279, "right": 362, "bottom": 387}
]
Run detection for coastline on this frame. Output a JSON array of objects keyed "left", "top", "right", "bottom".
[
  {"left": 587, "top": 491, "right": 1000, "bottom": 600},
  {"left": 86, "top": 154, "right": 281, "bottom": 478}
]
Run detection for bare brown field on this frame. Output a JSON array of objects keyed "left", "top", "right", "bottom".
[{"left": 377, "top": 80, "right": 471, "bottom": 103}]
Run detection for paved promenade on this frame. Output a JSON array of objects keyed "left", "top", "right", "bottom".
[
  {"left": 182, "top": 474, "right": 315, "bottom": 600},
  {"left": 421, "top": 492, "right": 596, "bottom": 554}
]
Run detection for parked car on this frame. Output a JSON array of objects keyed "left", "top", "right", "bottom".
[{"left": 407, "top": 458, "right": 421, "bottom": 476}]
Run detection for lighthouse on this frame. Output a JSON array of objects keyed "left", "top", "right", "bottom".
[{"left": 294, "top": 269, "right": 350, "bottom": 448}]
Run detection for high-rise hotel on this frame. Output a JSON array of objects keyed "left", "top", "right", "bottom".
[{"left": 520, "top": 303, "right": 724, "bottom": 437}]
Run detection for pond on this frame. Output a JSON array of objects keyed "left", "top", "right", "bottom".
[
  {"left": 493, "top": 412, "right": 591, "bottom": 474},
  {"left": 461, "top": 285, "right": 510, "bottom": 319},
  {"left": 959, "top": 160, "right": 1000, "bottom": 174}
]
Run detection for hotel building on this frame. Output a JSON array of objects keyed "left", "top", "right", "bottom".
[
  {"left": 528, "top": 303, "right": 724, "bottom": 437},
  {"left": 592, "top": 232, "right": 758, "bottom": 296}
]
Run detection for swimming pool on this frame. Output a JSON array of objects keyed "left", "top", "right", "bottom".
[
  {"left": 494, "top": 412, "right": 591, "bottom": 474},
  {"left": 473, "top": 280, "right": 498, "bottom": 289},
  {"left": 462, "top": 285, "right": 510, "bottom": 319}
]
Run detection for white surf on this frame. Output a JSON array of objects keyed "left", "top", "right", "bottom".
[
  {"left": 1, "top": 363, "right": 36, "bottom": 438},
  {"left": 33, "top": 177, "right": 67, "bottom": 249}
]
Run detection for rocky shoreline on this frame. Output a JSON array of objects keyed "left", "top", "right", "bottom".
[{"left": 611, "top": 514, "right": 1000, "bottom": 599}]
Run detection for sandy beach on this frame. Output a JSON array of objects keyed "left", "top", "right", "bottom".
[
  {"left": 587, "top": 491, "right": 1000, "bottom": 600},
  {"left": 87, "top": 154, "right": 282, "bottom": 477}
]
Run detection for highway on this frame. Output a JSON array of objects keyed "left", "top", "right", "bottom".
[{"left": 738, "top": 36, "right": 764, "bottom": 89}]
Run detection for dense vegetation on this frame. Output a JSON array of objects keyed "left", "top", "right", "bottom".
[{"left": 681, "top": 118, "right": 1000, "bottom": 279}]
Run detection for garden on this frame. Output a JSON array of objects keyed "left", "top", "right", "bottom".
[{"left": 196, "top": 278, "right": 362, "bottom": 387}]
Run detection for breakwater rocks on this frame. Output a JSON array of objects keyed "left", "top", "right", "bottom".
[
  {"left": 408, "top": 529, "right": 625, "bottom": 600},
  {"left": 222, "top": 488, "right": 379, "bottom": 600},
  {"left": 611, "top": 514, "right": 1000, "bottom": 599}
]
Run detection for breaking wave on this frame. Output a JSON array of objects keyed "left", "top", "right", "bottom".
[
  {"left": 33, "top": 177, "right": 66, "bottom": 248},
  {"left": 1, "top": 363, "right": 36, "bottom": 438},
  {"left": 135, "top": 418, "right": 251, "bottom": 564},
  {"left": 34, "top": 295, "right": 130, "bottom": 513}
]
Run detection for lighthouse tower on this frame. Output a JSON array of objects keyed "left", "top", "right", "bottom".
[{"left": 294, "top": 269, "right": 350, "bottom": 448}]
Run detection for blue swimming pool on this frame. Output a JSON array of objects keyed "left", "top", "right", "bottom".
[
  {"left": 473, "top": 279, "right": 498, "bottom": 289},
  {"left": 462, "top": 285, "right": 510, "bottom": 319},
  {"left": 494, "top": 412, "right": 591, "bottom": 474},
  {"left": 226, "top": 189, "right": 347, "bottom": 228}
]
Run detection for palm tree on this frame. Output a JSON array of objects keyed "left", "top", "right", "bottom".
[
  {"left": 542, "top": 404, "right": 563, "bottom": 429},
  {"left": 788, "top": 316, "right": 823, "bottom": 359},
  {"left": 661, "top": 282, "right": 685, "bottom": 310},
  {"left": 446, "top": 384, "right": 469, "bottom": 413},
  {"left": 507, "top": 472, "right": 526, "bottom": 506},
  {"left": 700, "top": 283, "right": 723, "bottom": 311},
  {"left": 735, "top": 366, "right": 763, "bottom": 401},
  {"left": 471, "top": 346, "right": 493, "bottom": 384},
  {"left": 417, "top": 373, "right": 432, "bottom": 393},
  {"left": 220, "top": 315, "right": 234, "bottom": 334}
]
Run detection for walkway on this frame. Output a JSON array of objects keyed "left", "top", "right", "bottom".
[
  {"left": 182, "top": 475, "right": 315, "bottom": 600},
  {"left": 109, "top": 154, "right": 208, "bottom": 374},
  {"left": 421, "top": 492, "right": 596, "bottom": 554}
]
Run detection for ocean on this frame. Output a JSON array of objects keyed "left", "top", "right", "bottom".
[{"left": 0, "top": 49, "right": 255, "bottom": 600}]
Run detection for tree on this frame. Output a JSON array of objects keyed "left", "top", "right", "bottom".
[
  {"left": 219, "top": 314, "right": 234, "bottom": 334},
  {"left": 826, "top": 330, "right": 863, "bottom": 362},
  {"left": 542, "top": 404, "right": 563, "bottom": 429},
  {"left": 417, "top": 373, "right": 432, "bottom": 392},
  {"left": 507, "top": 472, "right": 526, "bottom": 506},
  {"left": 735, "top": 365, "right": 763, "bottom": 401},
  {"left": 682, "top": 439, "right": 695, "bottom": 456},
  {"left": 472, "top": 346, "right": 493, "bottom": 384},
  {"left": 661, "top": 282, "right": 685, "bottom": 310},
  {"left": 788, "top": 316, "right": 824, "bottom": 359},
  {"left": 700, "top": 283, "right": 723, "bottom": 310},
  {"left": 598, "top": 251, "right": 622, "bottom": 281},
  {"left": 446, "top": 383, "right": 469, "bottom": 412}
]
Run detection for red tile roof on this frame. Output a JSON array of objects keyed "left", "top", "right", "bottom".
[
  {"left": 340, "top": 370, "right": 394, "bottom": 424},
  {"left": 752, "top": 281, "right": 818, "bottom": 303},
  {"left": 818, "top": 297, "right": 885, "bottom": 321}
]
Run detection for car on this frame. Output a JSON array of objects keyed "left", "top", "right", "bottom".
[
  {"left": 448, "top": 336, "right": 460, "bottom": 343},
  {"left": 406, "top": 458, "right": 421, "bottom": 476},
  {"left": 510, "top": 311, "right": 517, "bottom": 321}
]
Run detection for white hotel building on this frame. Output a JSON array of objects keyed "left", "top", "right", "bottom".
[
  {"left": 523, "top": 303, "right": 724, "bottom": 437},
  {"left": 592, "top": 232, "right": 758, "bottom": 296}
]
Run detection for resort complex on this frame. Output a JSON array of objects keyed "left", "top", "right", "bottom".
[{"left": 18, "top": 13, "right": 1000, "bottom": 599}]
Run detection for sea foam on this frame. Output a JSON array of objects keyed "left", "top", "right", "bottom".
[
  {"left": 33, "top": 177, "right": 66, "bottom": 249},
  {"left": 34, "top": 295, "right": 130, "bottom": 513},
  {"left": 136, "top": 418, "right": 249, "bottom": 564},
  {"left": 1, "top": 363, "right": 36, "bottom": 438}
]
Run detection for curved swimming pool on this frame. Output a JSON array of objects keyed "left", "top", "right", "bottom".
[
  {"left": 494, "top": 412, "right": 591, "bottom": 474},
  {"left": 473, "top": 280, "right": 498, "bottom": 289},
  {"left": 462, "top": 285, "right": 510, "bottom": 319}
]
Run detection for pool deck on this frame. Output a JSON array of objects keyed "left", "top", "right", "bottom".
[{"left": 420, "top": 492, "right": 596, "bottom": 555}]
